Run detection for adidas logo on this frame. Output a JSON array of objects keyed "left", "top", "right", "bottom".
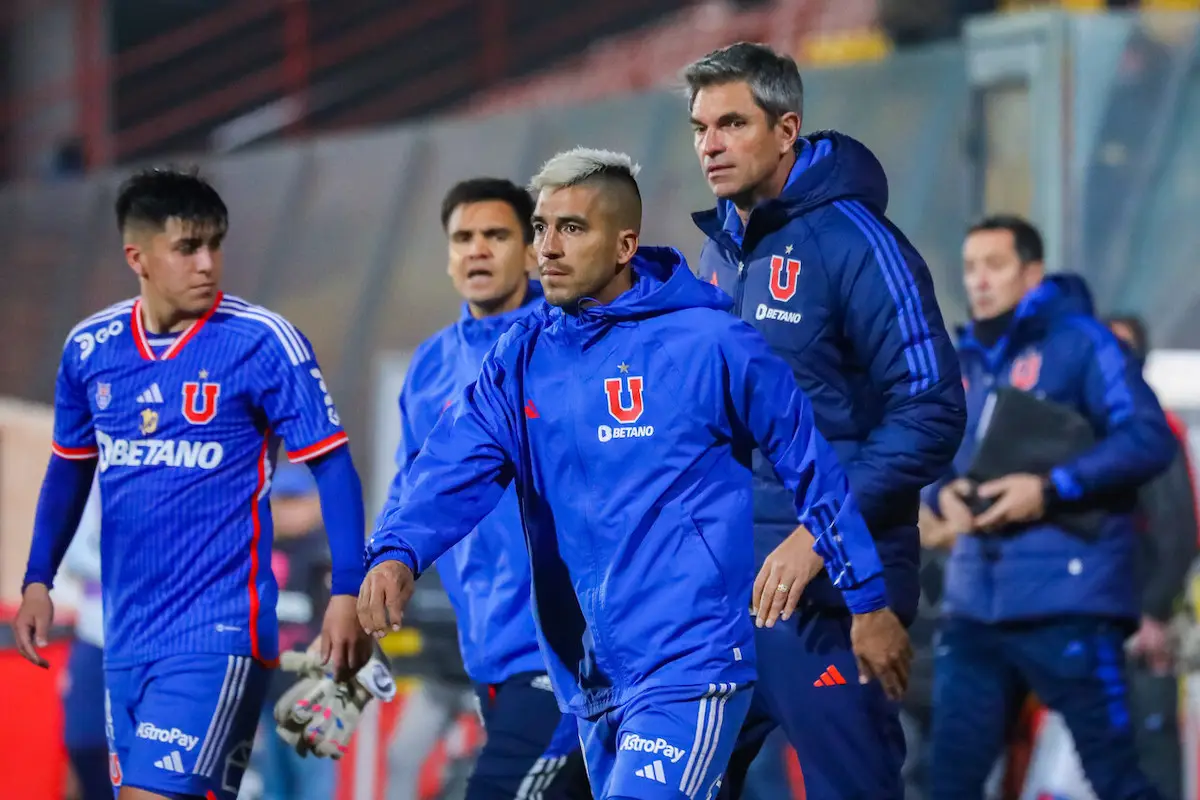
[
  {"left": 137, "top": 383, "right": 164, "bottom": 404},
  {"left": 813, "top": 664, "right": 847, "bottom": 687},
  {"left": 153, "top": 751, "right": 185, "bottom": 773},
  {"left": 635, "top": 761, "right": 667, "bottom": 784}
]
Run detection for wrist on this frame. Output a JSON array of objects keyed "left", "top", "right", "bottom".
[
  {"left": 1041, "top": 474, "right": 1063, "bottom": 513},
  {"left": 21, "top": 579, "right": 51, "bottom": 596}
]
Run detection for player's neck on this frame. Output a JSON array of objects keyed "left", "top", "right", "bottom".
[
  {"left": 733, "top": 150, "right": 797, "bottom": 225},
  {"left": 139, "top": 293, "right": 201, "bottom": 334},
  {"left": 468, "top": 281, "right": 528, "bottom": 320},
  {"left": 591, "top": 268, "right": 634, "bottom": 307}
]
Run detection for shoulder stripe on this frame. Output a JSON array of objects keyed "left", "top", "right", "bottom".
[
  {"left": 219, "top": 307, "right": 303, "bottom": 365},
  {"left": 834, "top": 200, "right": 939, "bottom": 394},
  {"left": 217, "top": 300, "right": 311, "bottom": 366},
  {"left": 220, "top": 296, "right": 311, "bottom": 362},
  {"left": 66, "top": 299, "right": 136, "bottom": 344},
  {"left": 1067, "top": 315, "right": 1136, "bottom": 426}
]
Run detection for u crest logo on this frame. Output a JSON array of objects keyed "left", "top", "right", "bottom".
[
  {"left": 768, "top": 255, "right": 801, "bottom": 303},
  {"left": 182, "top": 379, "right": 221, "bottom": 425},
  {"left": 604, "top": 375, "right": 645, "bottom": 425},
  {"left": 1009, "top": 351, "right": 1042, "bottom": 392}
]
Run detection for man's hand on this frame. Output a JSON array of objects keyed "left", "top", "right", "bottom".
[
  {"left": 319, "top": 596, "right": 373, "bottom": 681},
  {"left": 937, "top": 478, "right": 976, "bottom": 535},
  {"left": 1128, "top": 615, "right": 1173, "bottom": 676},
  {"left": 753, "top": 525, "right": 823, "bottom": 628},
  {"left": 973, "top": 473, "right": 1046, "bottom": 532},
  {"left": 918, "top": 504, "right": 957, "bottom": 550},
  {"left": 357, "top": 560, "right": 415, "bottom": 638},
  {"left": 850, "top": 608, "right": 912, "bottom": 701},
  {"left": 13, "top": 583, "right": 54, "bottom": 668}
]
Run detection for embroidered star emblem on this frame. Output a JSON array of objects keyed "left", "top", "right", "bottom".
[
  {"left": 785, "top": 244, "right": 793, "bottom": 255},
  {"left": 199, "top": 369, "right": 209, "bottom": 380},
  {"left": 618, "top": 362, "right": 630, "bottom": 374}
]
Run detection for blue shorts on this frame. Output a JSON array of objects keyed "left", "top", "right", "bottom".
[
  {"left": 106, "top": 654, "right": 271, "bottom": 800},
  {"left": 579, "top": 683, "right": 751, "bottom": 800}
]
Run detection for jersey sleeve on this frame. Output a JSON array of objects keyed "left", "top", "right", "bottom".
[
  {"left": 51, "top": 343, "right": 98, "bottom": 460},
  {"left": 254, "top": 325, "right": 349, "bottom": 463}
]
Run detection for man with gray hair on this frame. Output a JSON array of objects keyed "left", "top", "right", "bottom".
[
  {"left": 359, "top": 147, "right": 908, "bottom": 800},
  {"left": 684, "top": 42, "right": 966, "bottom": 800}
]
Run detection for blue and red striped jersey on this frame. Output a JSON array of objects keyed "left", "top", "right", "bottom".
[{"left": 52, "top": 292, "right": 347, "bottom": 668}]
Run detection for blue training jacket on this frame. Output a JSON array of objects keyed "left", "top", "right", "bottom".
[
  {"left": 933, "top": 274, "right": 1176, "bottom": 623},
  {"left": 367, "top": 246, "right": 888, "bottom": 718},
  {"left": 381, "top": 280, "right": 546, "bottom": 685},
  {"left": 692, "top": 131, "right": 966, "bottom": 623}
]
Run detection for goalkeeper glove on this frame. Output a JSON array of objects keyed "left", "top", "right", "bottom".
[{"left": 273, "top": 641, "right": 397, "bottom": 759}]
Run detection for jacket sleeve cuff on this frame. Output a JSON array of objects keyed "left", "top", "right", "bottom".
[
  {"left": 1050, "top": 467, "right": 1085, "bottom": 502},
  {"left": 367, "top": 546, "right": 419, "bottom": 578},
  {"left": 839, "top": 574, "right": 889, "bottom": 615}
]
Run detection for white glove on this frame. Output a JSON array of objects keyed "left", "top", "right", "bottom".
[{"left": 273, "top": 641, "right": 397, "bottom": 759}]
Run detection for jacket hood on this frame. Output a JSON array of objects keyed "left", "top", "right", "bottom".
[
  {"left": 695, "top": 130, "right": 891, "bottom": 240},
  {"left": 959, "top": 273, "right": 1097, "bottom": 355},
  {"left": 546, "top": 247, "right": 730, "bottom": 345}
]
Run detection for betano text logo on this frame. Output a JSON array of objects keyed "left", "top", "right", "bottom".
[
  {"left": 96, "top": 430, "right": 223, "bottom": 472},
  {"left": 619, "top": 733, "right": 687, "bottom": 763},
  {"left": 136, "top": 722, "right": 200, "bottom": 751},
  {"left": 755, "top": 304, "right": 802, "bottom": 324}
]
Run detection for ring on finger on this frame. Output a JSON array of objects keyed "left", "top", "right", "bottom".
[{"left": 776, "top": 583, "right": 789, "bottom": 593}]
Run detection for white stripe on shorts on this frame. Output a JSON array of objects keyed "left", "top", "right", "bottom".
[
  {"left": 516, "top": 753, "right": 568, "bottom": 799},
  {"left": 194, "top": 655, "right": 251, "bottom": 776},
  {"left": 679, "top": 683, "right": 737, "bottom": 799}
]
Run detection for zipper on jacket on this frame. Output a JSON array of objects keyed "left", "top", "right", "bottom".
[
  {"left": 565, "top": 341, "right": 619, "bottom": 686},
  {"left": 734, "top": 257, "right": 748, "bottom": 316}
]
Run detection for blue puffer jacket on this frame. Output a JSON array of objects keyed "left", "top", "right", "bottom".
[
  {"left": 693, "top": 131, "right": 966, "bottom": 623},
  {"left": 935, "top": 274, "right": 1176, "bottom": 623}
]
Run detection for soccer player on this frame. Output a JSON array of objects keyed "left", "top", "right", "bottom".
[
  {"left": 358, "top": 148, "right": 910, "bottom": 800},
  {"left": 383, "top": 177, "right": 589, "bottom": 799},
  {"left": 11, "top": 168, "right": 371, "bottom": 800},
  {"left": 683, "top": 43, "right": 966, "bottom": 799}
]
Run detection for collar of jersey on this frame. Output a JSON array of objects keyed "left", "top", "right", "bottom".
[{"left": 131, "top": 291, "right": 224, "bottom": 361}]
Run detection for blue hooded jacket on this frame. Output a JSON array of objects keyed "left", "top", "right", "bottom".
[
  {"left": 934, "top": 274, "right": 1176, "bottom": 623},
  {"left": 692, "top": 131, "right": 966, "bottom": 624},
  {"left": 367, "top": 247, "right": 888, "bottom": 718},
  {"left": 381, "top": 280, "right": 546, "bottom": 685}
]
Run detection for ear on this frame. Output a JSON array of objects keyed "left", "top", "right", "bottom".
[
  {"left": 124, "top": 242, "right": 147, "bottom": 280},
  {"left": 615, "top": 228, "right": 640, "bottom": 268},
  {"left": 775, "top": 111, "right": 801, "bottom": 155},
  {"left": 1025, "top": 260, "right": 1046, "bottom": 289}
]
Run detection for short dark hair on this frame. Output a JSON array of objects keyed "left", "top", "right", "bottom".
[
  {"left": 440, "top": 178, "right": 535, "bottom": 244},
  {"left": 1106, "top": 314, "right": 1149, "bottom": 359},
  {"left": 968, "top": 214, "right": 1044, "bottom": 265},
  {"left": 682, "top": 42, "right": 804, "bottom": 125},
  {"left": 115, "top": 166, "right": 228, "bottom": 236}
]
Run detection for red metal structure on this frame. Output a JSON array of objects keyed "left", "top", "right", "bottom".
[{"left": 0, "top": 0, "right": 700, "bottom": 178}]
